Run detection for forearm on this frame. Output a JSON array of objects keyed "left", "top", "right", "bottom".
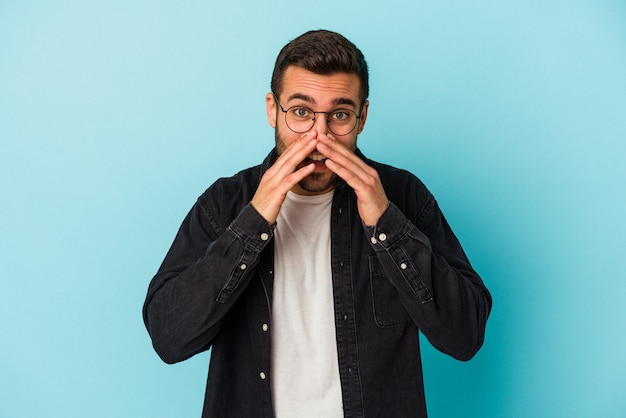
[
  {"left": 367, "top": 202, "right": 492, "bottom": 360},
  {"left": 143, "top": 203, "right": 273, "bottom": 364}
]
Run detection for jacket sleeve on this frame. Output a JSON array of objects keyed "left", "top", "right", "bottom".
[
  {"left": 366, "top": 198, "right": 492, "bottom": 361},
  {"left": 143, "top": 198, "right": 274, "bottom": 364}
]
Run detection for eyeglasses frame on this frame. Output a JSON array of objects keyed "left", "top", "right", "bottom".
[{"left": 273, "top": 93, "right": 365, "bottom": 136}]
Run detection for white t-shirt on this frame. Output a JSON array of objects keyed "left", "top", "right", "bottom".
[{"left": 271, "top": 190, "right": 343, "bottom": 417}]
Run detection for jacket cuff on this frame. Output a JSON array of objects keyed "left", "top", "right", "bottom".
[
  {"left": 364, "top": 202, "right": 432, "bottom": 252},
  {"left": 228, "top": 203, "right": 275, "bottom": 252}
]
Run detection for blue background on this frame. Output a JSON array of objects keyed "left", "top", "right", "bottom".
[{"left": 1, "top": 1, "right": 625, "bottom": 417}]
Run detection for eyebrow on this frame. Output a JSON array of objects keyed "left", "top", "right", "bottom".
[{"left": 286, "top": 93, "right": 357, "bottom": 109}]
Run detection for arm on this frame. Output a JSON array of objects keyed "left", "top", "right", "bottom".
[
  {"left": 367, "top": 200, "right": 491, "bottom": 361},
  {"left": 143, "top": 201, "right": 273, "bottom": 364},
  {"left": 317, "top": 135, "right": 491, "bottom": 360},
  {"left": 144, "top": 134, "right": 319, "bottom": 364}
]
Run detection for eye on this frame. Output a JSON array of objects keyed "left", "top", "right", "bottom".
[
  {"left": 290, "top": 107, "right": 312, "bottom": 119},
  {"left": 330, "top": 110, "right": 352, "bottom": 122}
]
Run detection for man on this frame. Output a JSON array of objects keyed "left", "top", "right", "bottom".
[{"left": 143, "top": 30, "right": 491, "bottom": 417}]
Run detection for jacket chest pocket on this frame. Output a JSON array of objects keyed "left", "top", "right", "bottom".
[{"left": 368, "top": 256, "right": 410, "bottom": 328}]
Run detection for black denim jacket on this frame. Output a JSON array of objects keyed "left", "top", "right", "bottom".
[{"left": 143, "top": 148, "right": 492, "bottom": 417}]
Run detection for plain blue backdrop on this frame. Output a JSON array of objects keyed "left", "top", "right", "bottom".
[{"left": 1, "top": 1, "right": 625, "bottom": 417}]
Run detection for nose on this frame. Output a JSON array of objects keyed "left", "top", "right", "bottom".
[{"left": 312, "top": 112, "right": 330, "bottom": 135}]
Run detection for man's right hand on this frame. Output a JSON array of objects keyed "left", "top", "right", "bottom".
[{"left": 250, "top": 132, "right": 318, "bottom": 224}]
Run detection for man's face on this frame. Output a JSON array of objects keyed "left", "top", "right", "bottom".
[{"left": 266, "top": 66, "right": 368, "bottom": 195}]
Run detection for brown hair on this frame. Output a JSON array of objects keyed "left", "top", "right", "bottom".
[{"left": 271, "top": 30, "right": 369, "bottom": 104}]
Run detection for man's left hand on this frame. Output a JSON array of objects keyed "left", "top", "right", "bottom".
[{"left": 317, "top": 134, "right": 389, "bottom": 226}]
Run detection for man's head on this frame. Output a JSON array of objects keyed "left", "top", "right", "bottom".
[
  {"left": 271, "top": 30, "right": 369, "bottom": 105},
  {"left": 266, "top": 30, "right": 370, "bottom": 195}
]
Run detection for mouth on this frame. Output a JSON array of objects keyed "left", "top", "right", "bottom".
[
  {"left": 308, "top": 153, "right": 327, "bottom": 162},
  {"left": 303, "top": 153, "right": 328, "bottom": 171}
]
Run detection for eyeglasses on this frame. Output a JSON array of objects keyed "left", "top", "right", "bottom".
[{"left": 274, "top": 94, "right": 363, "bottom": 136}]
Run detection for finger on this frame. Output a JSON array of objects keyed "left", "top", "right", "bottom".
[
  {"left": 251, "top": 132, "right": 319, "bottom": 223},
  {"left": 262, "top": 139, "right": 317, "bottom": 193},
  {"left": 324, "top": 157, "right": 370, "bottom": 191},
  {"left": 317, "top": 136, "right": 382, "bottom": 196},
  {"left": 252, "top": 161, "right": 315, "bottom": 224},
  {"left": 316, "top": 134, "right": 362, "bottom": 168},
  {"left": 316, "top": 138, "right": 371, "bottom": 185},
  {"left": 270, "top": 132, "right": 318, "bottom": 176}
]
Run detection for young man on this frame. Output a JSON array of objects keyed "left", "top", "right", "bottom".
[{"left": 143, "top": 30, "right": 492, "bottom": 417}]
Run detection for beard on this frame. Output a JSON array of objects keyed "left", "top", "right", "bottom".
[
  {"left": 275, "top": 130, "right": 339, "bottom": 194},
  {"left": 297, "top": 171, "right": 338, "bottom": 194}
]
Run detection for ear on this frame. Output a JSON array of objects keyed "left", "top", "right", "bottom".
[
  {"left": 266, "top": 92, "right": 277, "bottom": 128},
  {"left": 356, "top": 100, "right": 369, "bottom": 134}
]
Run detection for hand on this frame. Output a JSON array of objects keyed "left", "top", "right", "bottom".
[
  {"left": 317, "top": 134, "right": 389, "bottom": 226},
  {"left": 251, "top": 132, "right": 318, "bottom": 224}
]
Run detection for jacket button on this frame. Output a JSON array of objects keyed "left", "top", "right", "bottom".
[
  {"left": 240, "top": 263, "right": 247, "bottom": 270},
  {"left": 260, "top": 232, "right": 269, "bottom": 241},
  {"left": 378, "top": 233, "right": 387, "bottom": 241},
  {"left": 260, "top": 372, "right": 267, "bottom": 380},
  {"left": 400, "top": 263, "right": 408, "bottom": 270},
  {"left": 370, "top": 237, "right": 377, "bottom": 244},
  {"left": 262, "top": 323, "right": 269, "bottom": 332}
]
